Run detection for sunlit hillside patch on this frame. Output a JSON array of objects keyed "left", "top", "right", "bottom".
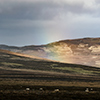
[
  {"left": 1, "top": 62, "right": 23, "bottom": 67},
  {"left": 52, "top": 67, "right": 100, "bottom": 75}
]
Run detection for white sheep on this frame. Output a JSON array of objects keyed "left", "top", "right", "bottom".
[
  {"left": 39, "top": 88, "right": 43, "bottom": 91},
  {"left": 90, "top": 88, "right": 93, "bottom": 91},
  {"left": 85, "top": 88, "right": 89, "bottom": 93},
  {"left": 26, "top": 88, "right": 30, "bottom": 91},
  {"left": 54, "top": 89, "right": 60, "bottom": 92}
]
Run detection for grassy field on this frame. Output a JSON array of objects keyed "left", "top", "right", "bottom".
[
  {"left": 0, "top": 68, "right": 100, "bottom": 100},
  {"left": 0, "top": 49, "right": 100, "bottom": 100}
]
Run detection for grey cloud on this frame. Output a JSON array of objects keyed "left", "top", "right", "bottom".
[
  {"left": 0, "top": 0, "right": 100, "bottom": 46},
  {"left": 0, "top": 1, "right": 60, "bottom": 20},
  {"left": 0, "top": 0, "right": 99, "bottom": 22}
]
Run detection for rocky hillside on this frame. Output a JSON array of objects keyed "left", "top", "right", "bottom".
[
  {"left": 46, "top": 38, "right": 100, "bottom": 67},
  {"left": 1, "top": 37, "right": 100, "bottom": 67}
]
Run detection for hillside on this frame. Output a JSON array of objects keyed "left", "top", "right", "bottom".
[
  {"left": 1, "top": 37, "right": 100, "bottom": 67},
  {"left": 0, "top": 49, "right": 100, "bottom": 82},
  {"left": 0, "top": 48, "right": 100, "bottom": 100}
]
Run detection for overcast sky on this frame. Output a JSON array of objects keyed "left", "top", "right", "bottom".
[{"left": 0, "top": 0, "right": 100, "bottom": 46}]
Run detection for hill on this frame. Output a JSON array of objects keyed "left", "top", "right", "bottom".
[
  {"left": 0, "top": 47, "right": 100, "bottom": 100},
  {"left": 0, "top": 49, "right": 100, "bottom": 82},
  {"left": 0, "top": 37, "right": 100, "bottom": 67}
]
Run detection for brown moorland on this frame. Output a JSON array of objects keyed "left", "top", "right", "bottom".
[{"left": 0, "top": 49, "right": 100, "bottom": 100}]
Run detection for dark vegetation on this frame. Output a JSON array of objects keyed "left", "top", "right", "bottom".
[
  {"left": 1, "top": 91, "right": 100, "bottom": 100},
  {"left": 0, "top": 80, "right": 100, "bottom": 100}
]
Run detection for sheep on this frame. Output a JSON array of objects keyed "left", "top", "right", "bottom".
[
  {"left": 26, "top": 88, "right": 30, "bottom": 91},
  {"left": 85, "top": 88, "right": 89, "bottom": 93},
  {"left": 54, "top": 89, "right": 60, "bottom": 92},
  {"left": 90, "top": 88, "right": 93, "bottom": 91},
  {"left": 39, "top": 88, "right": 43, "bottom": 91}
]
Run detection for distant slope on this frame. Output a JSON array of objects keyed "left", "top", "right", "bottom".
[
  {"left": 1, "top": 37, "right": 100, "bottom": 67},
  {"left": 0, "top": 49, "right": 55, "bottom": 62}
]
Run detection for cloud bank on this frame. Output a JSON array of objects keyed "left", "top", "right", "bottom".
[{"left": 0, "top": 0, "right": 100, "bottom": 46}]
